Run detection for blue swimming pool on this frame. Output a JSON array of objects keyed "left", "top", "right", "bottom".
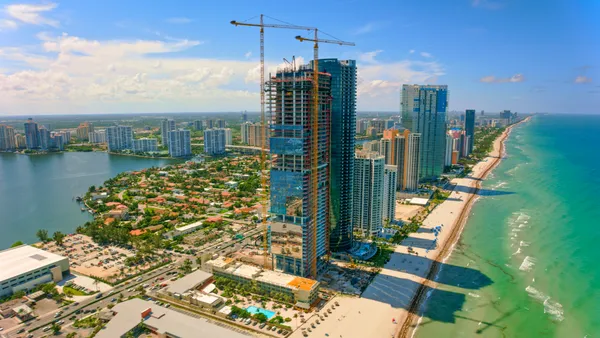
[{"left": 245, "top": 306, "right": 276, "bottom": 319}]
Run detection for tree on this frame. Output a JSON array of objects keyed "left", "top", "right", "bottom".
[
  {"left": 254, "top": 312, "right": 268, "bottom": 323},
  {"left": 179, "top": 258, "right": 193, "bottom": 274},
  {"left": 66, "top": 333, "right": 77, "bottom": 338},
  {"left": 36, "top": 229, "right": 49, "bottom": 243},
  {"left": 51, "top": 322, "right": 61, "bottom": 335},
  {"left": 89, "top": 185, "right": 96, "bottom": 193},
  {"left": 10, "top": 240, "right": 24, "bottom": 247},
  {"left": 53, "top": 231, "right": 66, "bottom": 246}
]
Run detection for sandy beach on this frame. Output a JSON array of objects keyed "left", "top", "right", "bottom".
[{"left": 290, "top": 118, "right": 530, "bottom": 338}]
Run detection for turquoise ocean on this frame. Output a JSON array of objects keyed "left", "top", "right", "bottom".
[{"left": 415, "top": 114, "right": 600, "bottom": 337}]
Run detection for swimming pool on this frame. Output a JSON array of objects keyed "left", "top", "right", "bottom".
[{"left": 245, "top": 306, "right": 276, "bottom": 319}]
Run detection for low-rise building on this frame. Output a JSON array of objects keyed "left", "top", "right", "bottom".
[
  {"left": 164, "top": 270, "right": 213, "bottom": 298},
  {"left": 0, "top": 245, "right": 70, "bottom": 298},
  {"left": 204, "top": 257, "right": 320, "bottom": 309},
  {"left": 96, "top": 298, "right": 247, "bottom": 338}
]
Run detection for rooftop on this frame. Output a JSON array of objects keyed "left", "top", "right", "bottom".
[
  {"left": 176, "top": 221, "right": 204, "bottom": 232},
  {"left": 0, "top": 245, "right": 68, "bottom": 281},
  {"left": 96, "top": 299, "right": 249, "bottom": 338},
  {"left": 287, "top": 277, "right": 318, "bottom": 291},
  {"left": 166, "top": 269, "right": 213, "bottom": 295}
]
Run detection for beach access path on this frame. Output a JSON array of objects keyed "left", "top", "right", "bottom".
[{"left": 290, "top": 118, "right": 529, "bottom": 338}]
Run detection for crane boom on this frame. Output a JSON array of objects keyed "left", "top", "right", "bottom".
[{"left": 295, "top": 35, "right": 355, "bottom": 46}]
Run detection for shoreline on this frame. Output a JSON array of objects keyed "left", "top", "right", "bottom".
[{"left": 397, "top": 116, "right": 532, "bottom": 338}]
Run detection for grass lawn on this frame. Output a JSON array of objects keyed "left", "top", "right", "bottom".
[
  {"left": 368, "top": 245, "right": 394, "bottom": 267},
  {"left": 63, "top": 285, "right": 90, "bottom": 296}
]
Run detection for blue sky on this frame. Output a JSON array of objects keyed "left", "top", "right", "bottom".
[{"left": 0, "top": 0, "right": 599, "bottom": 115}]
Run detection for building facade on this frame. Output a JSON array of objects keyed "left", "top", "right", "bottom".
[
  {"left": 224, "top": 128, "right": 232, "bottom": 146},
  {"left": 193, "top": 120, "right": 203, "bottom": 131},
  {"left": 382, "top": 165, "right": 397, "bottom": 224},
  {"left": 396, "top": 130, "right": 421, "bottom": 191},
  {"left": 76, "top": 122, "right": 93, "bottom": 141},
  {"left": 204, "top": 128, "right": 226, "bottom": 155},
  {"left": 353, "top": 151, "right": 385, "bottom": 237},
  {"left": 160, "top": 119, "right": 176, "bottom": 147},
  {"left": 465, "top": 109, "right": 475, "bottom": 155},
  {"left": 133, "top": 138, "right": 158, "bottom": 153},
  {"left": 106, "top": 126, "right": 134, "bottom": 152},
  {"left": 24, "top": 118, "right": 40, "bottom": 150},
  {"left": 268, "top": 65, "right": 331, "bottom": 278},
  {"left": 401, "top": 84, "right": 448, "bottom": 180},
  {"left": 167, "top": 129, "right": 191, "bottom": 157},
  {"left": 240, "top": 122, "right": 250, "bottom": 144},
  {"left": 89, "top": 130, "right": 107, "bottom": 144},
  {"left": 314, "top": 58, "right": 357, "bottom": 252},
  {"left": 0, "top": 125, "right": 16, "bottom": 151}
]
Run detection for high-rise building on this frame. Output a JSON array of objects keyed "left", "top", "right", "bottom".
[
  {"left": 15, "top": 134, "right": 26, "bottom": 149},
  {"left": 167, "top": 129, "right": 191, "bottom": 157},
  {"left": 353, "top": 151, "right": 385, "bottom": 237},
  {"left": 395, "top": 130, "right": 421, "bottom": 191},
  {"left": 500, "top": 110, "right": 512, "bottom": 124},
  {"left": 240, "top": 122, "right": 251, "bottom": 144},
  {"left": 363, "top": 140, "right": 379, "bottom": 153},
  {"left": 366, "top": 126, "right": 377, "bottom": 137},
  {"left": 224, "top": 128, "right": 232, "bottom": 146},
  {"left": 160, "top": 119, "right": 176, "bottom": 147},
  {"left": 369, "top": 119, "right": 386, "bottom": 133},
  {"left": 465, "top": 109, "right": 475, "bottom": 155},
  {"left": 268, "top": 65, "right": 331, "bottom": 277},
  {"left": 382, "top": 165, "right": 397, "bottom": 224},
  {"left": 385, "top": 119, "right": 395, "bottom": 129},
  {"left": 356, "top": 119, "right": 368, "bottom": 134},
  {"left": 106, "top": 126, "right": 133, "bottom": 152},
  {"left": 133, "top": 138, "right": 158, "bottom": 153},
  {"left": 246, "top": 123, "right": 269, "bottom": 148},
  {"left": 460, "top": 132, "right": 471, "bottom": 158},
  {"left": 314, "top": 58, "right": 356, "bottom": 252},
  {"left": 50, "top": 132, "right": 64, "bottom": 151},
  {"left": 379, "top": 138, "right": 392, "bottom": 165},
  {"left": 76, "top": 122, "right": 93, "bottom": 141},
  {"left": 38, "top": 127, "right": 50, "bottom": 150},
  {"left": 382, "top": 129, "right": 400, "bottom": 165},
  {"left": 241, "top": 111, "right": 248, "bottom": 122},
  {"left": 24, "top": 118, "right": 40, "bottom": 150},
  {"left": 210, "top": 119, "right": 226, "bottom": 129},
  {"left": 193, "top": 120, "right": 203, "bottom": 131},
  {"left": 401, "top": 84, "right": 448, "bottom": 180},
  {"left": 206, "top": 120, "right": 214, "bottom": 129},
  {"left": 0, "top": 125, "right": 16, "bottom": 151},
  {"left": 89, "top": 130, "right": 107, "bottom": 144},
  {"left": 444, "top": 134, "right": 454, "bottom": 167},
  {"left": 204, "top": 128, "right": 226, "bottom": 156}
]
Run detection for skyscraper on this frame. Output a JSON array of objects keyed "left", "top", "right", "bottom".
[
  {"left": 38, "top": 126, "right": 50, "bottom": 150},
  {"left": 89, "top": 130, "right": 107, "bottom": 144},
  {"left": 444, "top": 133, "right": 454, "bottom": 167},
  {"left": 224, "top": 128, "right": 232, "bottom": 146},
  {"left": 106, "top": 126, "right": 133, "bottom": 152},
  {"left": 401, "top": 84, "right": 448, "bottom": 180},
  {"left": 204, "top": 128, "right": 226, "bottom": 155},
  {"left": 268, "top": 65, "right": 331, "bottom": 277},
  {"left": 15, "top": 134, "right": 26, "bottom": 149},
  {"left": 76, "top": 122, "right": 93, "bottom": 141},
  {"left": 193, "top": 120, "right": 203, "bottom": 131},
  {"left": 0, "top": 125, "right": 16, "bottom": 151},
  {"left": 133, "top": 138, "right": 158, "bottom": 153},
  {"left": 240, "top": 122, "right": 251, "bottom": 144},
  {"left": 382, "top": 165, "right": 397, "bottom": 224},
  {"left": 395, "top": 130, "right": 421, "bottom": 191},
  {"left": 465, "top": 109, "right": 475, "bottom": 155},
  {"left": 24, "top": 118, "right": 40, "bottom": 150},
  {"left": 314, "top": 59, "right": 357, "bottom": 252},
  {"left": 160, "top": 119, "right": 176, "bottom": 147},
  {"left": 353, "top": 151, "right": 385, "bottom": 237},
  {"left": 168, "top": 129, "right": 191, "bottom": 157}
]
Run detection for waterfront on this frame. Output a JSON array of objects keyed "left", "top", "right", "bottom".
[
  {"left": 415, "top": 114, "right": 600, "bottom": 337},
  {"left": 0, "top": 152, "right": 179, "bottom": 249}
]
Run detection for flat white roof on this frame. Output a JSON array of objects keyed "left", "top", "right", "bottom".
[
  {"left": 167, "top": 270, "right": 213, "bottom": 295},
  {"left": 176, "top": 221, "right": 203, "bottom": 232},
  {"left": 225, "top": 263, "right": 260, "bottom": 279},
  {"left": 409, "top": 197, "right": 429, "bottom": 206},
  {"left": 255, "top": 270, "right": 295, "bottom": 289},
  {"left": 0, "top": 245, "right": 68, "bottom": 282}
]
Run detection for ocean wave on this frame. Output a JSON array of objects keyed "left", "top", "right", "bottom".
[
  {"left": 525, "top": 286, "right": 565, "bottom": 322},
  {"left": 512, "top": 248, "right": 521, "bottom": 255},
  {"left": 520, "top": 241, "right": 530, "bottom": 247},
  {"left": 468, "top": 292, "right": 481, "bottom": 298},
  {"left": 519, "top": 256, "right": 536, "bottom": 271},
  {"left": 518, "top": 223, "right": 528, "bottom": 228}
]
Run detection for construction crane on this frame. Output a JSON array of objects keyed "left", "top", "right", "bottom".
[
  {"left": 295, "top": 31, "right": 355, "bottom": 277},
  {"left": 230, "top": 15, "right": 313, "bottom": 269}
]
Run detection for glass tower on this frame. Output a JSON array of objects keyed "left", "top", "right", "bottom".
[
  {"left": 314, "top": 59, "right": 356, "bottom": 252},
  {"left": 401, "top": 85, "right": 448, "bottom": 180},
  {"left": 268, "top": 65, "right": 332, "bottom": 278},
  {"left": 465, "top": 109, "right": 475, "bottom": 155}
]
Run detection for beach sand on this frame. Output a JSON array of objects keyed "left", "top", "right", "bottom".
[{"left": 290, "top": 119, "right": 529, "bottom": 338}]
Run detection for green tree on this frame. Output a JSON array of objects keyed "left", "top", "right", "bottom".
[
  {"left": 36, "top": 229, "right": 49, "bottom": 243},
  {"left": 179, "top": 258, "right": 193, "bottom": 274},
  {"left": 88, "top": 185, "right": 96, "bottom": 193},
  {"left": 53, "top": 231, "right": 66, "bottom": 246},
  {"left": 254, "top": 312, "right": 268, "bottom": 323},
  {"left": 66, "top": 332, "right": 77, "bottom": 338},
  {"left": 10, "top": 240, "right": 24, "bottom": 247},
  {"left": 51, "top": 322, "right": 61, "bottom": 335}
]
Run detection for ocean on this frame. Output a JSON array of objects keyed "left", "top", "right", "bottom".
[
  {"left": 0, "top": 152, "right": 178, "bottom": 249},
  {"left": 415, "top": 114, "right": 600, "bottom": 337}
]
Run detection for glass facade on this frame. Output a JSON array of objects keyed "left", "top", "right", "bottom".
[
  {"left": 315, "top": 59, "right": 357, "bottom": 252},
  {"left": 268, "top": 66, "right": 332, "bottom": 278},
  {"left": 465, "top": 109, "right": 475, "bottom": 154}
]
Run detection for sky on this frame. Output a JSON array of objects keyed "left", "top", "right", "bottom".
[{"left": 0, "top": 0, "right": 599, "bottom": 115}]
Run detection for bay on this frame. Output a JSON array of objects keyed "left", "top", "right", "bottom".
[
  {"left": 0, "top": 152, "right": 179, "bottom": 249},
  {"left": 415, "top": 114, "right": 600, "bottom": 337}
]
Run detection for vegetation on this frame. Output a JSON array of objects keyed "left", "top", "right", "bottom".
[
  {"left": 53, "top": 231, "right": 66, "bottom": 246},
  {"left": 65, "top": 144, "right": 95, "bottom": 152},
  {"left": 10, "top": 240, "right": 24, "bottom": 247},
  {"left": 63, "top": 285, "right": 90, "bottom": 296},
  {"left": 179, "top": 258, "right": 193, "bottom": 274},
  {"left": 51, "top": 322, "right": 61, "bottom": 335},
  {"left": 36, "top": 229, "right": 49, "bottom": 243},
  {"left": 73, "top": 316, "right": 100, "bottom": 328},
  {"left": 215, "top": 277, "right": 294, "bottom": 304}
]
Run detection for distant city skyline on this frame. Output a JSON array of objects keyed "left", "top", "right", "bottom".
[{"left": 0, "top": 1, "right": 599, "bottom": 115}]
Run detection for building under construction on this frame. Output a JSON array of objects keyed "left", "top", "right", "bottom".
[{"left": 267, "top": 64, "right": 331, "bottom": 278}]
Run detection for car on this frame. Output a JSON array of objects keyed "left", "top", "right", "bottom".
[
  {"left": 272, "top": 326, "right": 277, "bottom": 331},
  {"left": 43, "top": 326, "right": 51, "bottom": 332},
  {"left": 95, "top": 293, "right": 103, "bottom": 299},
  {"left": 111, "top": 298, "right": 117, "bottom": 302},
  {"left": 277, "top": 329, "right": 282, "bottom": 333},
  {"left": 259, "top": 323, "right": 266, "bottom": 329},
  {"left": 17, "top": 328, "right": 25, "bottom": 333},
  {"left": 0, "top": 327, "right": 3, "bottom": 331},
  {"left": 73, "top": 302, "right": 79, "bottom": 306},
  {"left": 28, "top": 334, "right": 34, "bottom": 338},
  {"left": 57, "top": 320, "right": 65, "bottom": 325}
]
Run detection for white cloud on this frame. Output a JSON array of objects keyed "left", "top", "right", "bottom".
[
  {"left": 165, "top": 17, "right": 192, "bottom": 24},
  {"left": 471, "top": 0, "right": 503, "bottom": 10},
  {"left": 574, "top": 75, "right": 592, "bottom": 84},
  {"left": 5, "top": 2, "right": 59, "bottom": 27},
  {"left": 358, "top": 50, "right": 383, "bottom": 64},
  {"left": 0, "top": 19, "right": 18, "bottom": 30},
  {"left": 409, "top": 49, "right": 415, "bottom": 54},
  {"left": 420, "top": 52, "right": 432, "bottom": 58},
  {"left": 480, "top": 73, "right": 524, "bottom": 83},
  {"left": 244, "top": 51, "right": 252, "bottom": 59}
]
